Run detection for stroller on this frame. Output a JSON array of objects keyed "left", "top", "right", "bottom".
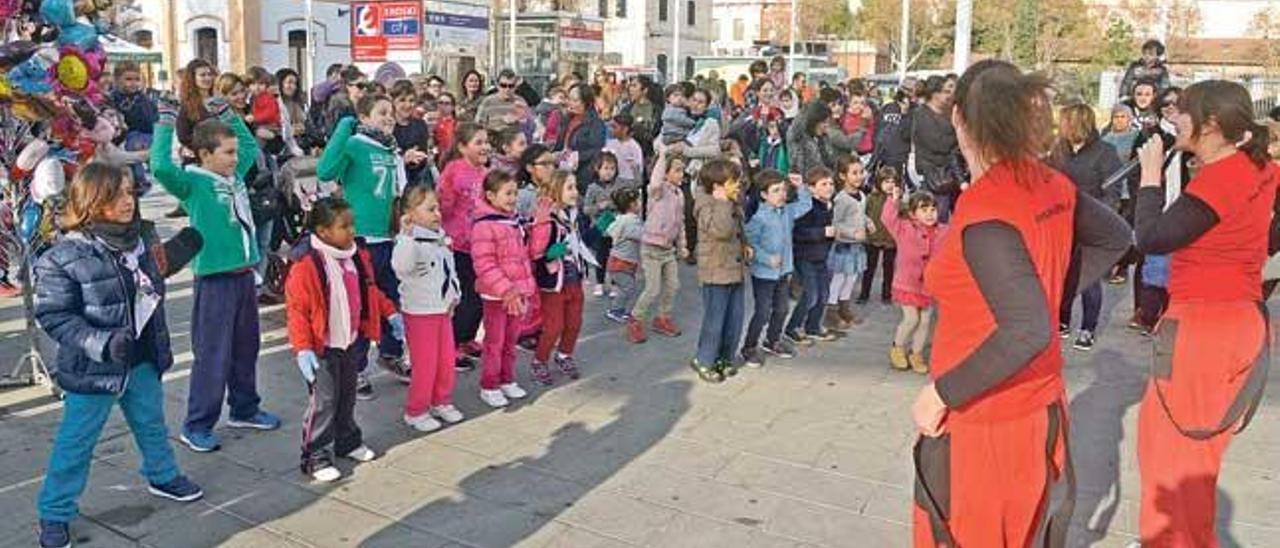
[{"left": 259, "top": 154, "right": 329, "bottom": 297}]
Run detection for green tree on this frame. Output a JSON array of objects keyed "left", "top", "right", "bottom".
[
  {"left": 1100, "top": 16, "right": 1137, "bottom": 68},
  {"left": 853, "top": 0, "right": 955, "bottom": 71}
]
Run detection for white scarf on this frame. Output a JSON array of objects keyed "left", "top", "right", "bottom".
[{"left": 310, "top": 234, "right": 359, "bottom": 349}]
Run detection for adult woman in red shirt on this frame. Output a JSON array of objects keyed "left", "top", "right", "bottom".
[
  {"left": 910, "top": 60, "right": 1131, "bottom": 547},
  {"left": 1132, "top": 80, "right": 1277, "bottom": 547}
]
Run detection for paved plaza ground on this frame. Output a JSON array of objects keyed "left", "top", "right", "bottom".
[{"left": 0, "top": 194, "right": 1276, "bottom": 548}]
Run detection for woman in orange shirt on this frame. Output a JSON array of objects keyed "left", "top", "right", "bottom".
[
  {"left": 1132, "top": 80, "right": 1277, "bottom": 547},
  {"left": 910, "top": 60, "right": 1130, "bottom": 547}
]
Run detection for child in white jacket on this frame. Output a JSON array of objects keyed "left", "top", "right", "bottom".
[{"left": 393, "top": 186, "right": 463, "bottom": 432}]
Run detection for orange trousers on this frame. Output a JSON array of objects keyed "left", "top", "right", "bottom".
[
  {"left": 913, "top": 403, "right": 1072, "bottom": 548},
  {"left": 1138, "top": 301, "right": 1267, "bottom": 547}
]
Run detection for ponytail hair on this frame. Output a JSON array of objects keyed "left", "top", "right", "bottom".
[
  {"left": 954, "top": 60, "right": 1054, "bottom": 183},
  {"left": 1179, "top": 80, "right": 1272, "bottom": 169},
  {"left": 443, "top": 122, "right": 486, "bottom": 166}
]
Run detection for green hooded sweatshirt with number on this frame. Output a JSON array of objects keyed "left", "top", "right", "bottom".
[
  {"left": 150, "top": 110, "right": 261, "bottom": 276},
  {"left": 316, "top": 117, "right": 404, "bottom": 239}
]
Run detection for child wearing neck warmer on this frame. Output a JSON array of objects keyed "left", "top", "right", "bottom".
[
  {"left": 317, "top": 94, "right": 411, "bottom": 394},
  {"left": 392, "top": 187, "right": 464, "bottom": 432},
  {"left": 528, "top": 170, "right": 594, "bottom": 386},
  {"left": 285, "top": 198, "right": 403, "bottom": 483}
]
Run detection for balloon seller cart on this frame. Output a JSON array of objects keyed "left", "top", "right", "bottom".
[{"left": 1, "top": 0, "right": 129, "bottom": 397}]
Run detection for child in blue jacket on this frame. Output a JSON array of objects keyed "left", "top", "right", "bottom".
[{"left": 741, "top": 169, "right": 812, "bottom": 367}]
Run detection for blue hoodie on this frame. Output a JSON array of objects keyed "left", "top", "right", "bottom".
[{"left": 744, "top": 185, "right": 813, "bottom": 280}]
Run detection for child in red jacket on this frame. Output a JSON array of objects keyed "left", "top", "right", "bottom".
[{"left": 286, "top": 198, "right": 403, "bottom": 483}]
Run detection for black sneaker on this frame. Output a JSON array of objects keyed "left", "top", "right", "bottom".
[
  {"left": 689, "top": 359, "right": 724, "bottom": 383},
  {"left": 356, "top": 373, "right": 375, "bottom": 400},
  {"left": 455, "top": 354, "right": 478, "bottom": 372},
  {"left": 1059, "top": 324, "right": 1072, "bottom": 339},
  {"left": 148, "top": 474, "right": 204, "bottom": 502},
  {"left": 784, "top": 330, "right": 813, "bottom": 346},
  {"left": 38, "top": 520, "right": 70, "bottom": 548},
  {"left": 517, "top": 335, "right": 538, "bottom": 352},
  {"left": 377, "top": 355, "right": 412, "bottom": 384},
  {"left": 881, "top": 295, "right": 892, "bottom": 305},
  {"left": 805, "top": 329, "right": 838, "bottom": 342},
  {"left": 716, "top": 358, "right": 739, "bottom": 378},
  {"left": 1073, "top": 331, "right": 1096, "bottom": 351},
  {"left": 741, "top": 346, "right": 765, "bottom": 368},
  {"left": 762, "top": 340, "right": 796, "bottom": 359},
  {"left": 855, "top": 296, "right": 869, "bottom": 305}
]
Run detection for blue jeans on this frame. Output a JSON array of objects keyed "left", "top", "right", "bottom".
[
  {"left": 1061, "top": 281, "right": 1102, "bottom": 333},
  {"left": 254, "top": 217, "right": 275, "bottom": 285},
  {"left": 39, "top": 362, "right": 180, "bottom": 522},
  {"left": 743, "top": 275, "right": 790, "bottom": 350},
  {"left": 787, "top": 260, "right": 830, "bottom": 335},
  {"left": 696, "top": 283, "right": 745, "bottom": 366},
  {"left": 366, "top": 241, "right": 403, "bottom": 359}
]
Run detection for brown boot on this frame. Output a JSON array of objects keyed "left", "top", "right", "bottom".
[
  {"left": 889, "top": 346, "right": 909, "bottom": 370},
  {"left": 823, "top": 305, "right": 850, "bottom": 332},
  {"left": 838, "top": 299, "right": 862, "bottom": 326},
  {"left": 909, "top": 352, "right": 929, "bottom": 374}
]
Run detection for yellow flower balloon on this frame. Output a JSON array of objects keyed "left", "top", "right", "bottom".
[
  {"left": 56, "top": 54, "right": 89, "bottom": 92},
  {"left": 0, "top": 76, "right": 12, "bottom": 100}
]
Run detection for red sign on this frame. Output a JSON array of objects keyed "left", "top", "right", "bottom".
[{"left": 351, "top": 1, "right": 423, "bottom": 62}]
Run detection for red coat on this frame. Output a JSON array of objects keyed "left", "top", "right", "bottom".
[
  {"left": 285, "top": 245, "right": 396, "bottom": 356},
  {"left": 252, "top": 92, "right": 282, "bottom": 129}
]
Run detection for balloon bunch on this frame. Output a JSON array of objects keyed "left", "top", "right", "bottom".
[{"left": 0, "top": 0, "right": 115, "bottom": 246}]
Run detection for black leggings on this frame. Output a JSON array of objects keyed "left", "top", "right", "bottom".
[
  {"left": 859, "top": 246, "right": 896, "bottom": 301},
  {"left": 452, "top": 251, "right": 484, "bottom": 345}
]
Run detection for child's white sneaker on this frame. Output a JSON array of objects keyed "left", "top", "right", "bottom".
[
  {"left": 592, "top": 284, "right": 605, "bottom": 297},
  {"left": 344, "top": 445, "right": 377, "bottom": 462},
  {"left": 430, "top": 404, "right": 465, "bottom": 424},
  {"left": 312, "top": 466, "right": 341, "bottom": 483},
  {"left": 499, "top": 382, "right": 527, "bottom": 399},
  {"left": 404, "top": 413, "right": 442, "bottom": 432},
  {"left": 480, "top": 389, "right": 510, "bottom": 408}
]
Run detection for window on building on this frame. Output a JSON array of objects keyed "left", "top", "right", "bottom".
[
  {"left": 732, "top": 18, "right": 743, "bottom": 41},
  {"left": 287, "top": 30, "right": 307, "bottom": 85},
  {"left": 657, "top": 54, "right": 668, "bottom": 80},
  {"left": 616, "top": 0, "right": 626, "bottom": 17},
  {"left": 658, "top": 0, "right": 667, "bottom": 22},
  {"left": 131, "top": 29, "right": 153, "bottom": 48},
  {"left": 195, "top": 27, "right": 218, "bottom": 67},
  {"left": 687, "top": 1, "right": 695, "bottom": 25},
  {"left": 599, "top": 0, "right": 608, "bottom": 17},
  {"left": 685, "top": 56, "right": 694, "bottom": 79}
]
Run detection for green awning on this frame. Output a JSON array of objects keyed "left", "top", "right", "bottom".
[{"left": 100, "top": 35, "right": 162, "bottom": 64}]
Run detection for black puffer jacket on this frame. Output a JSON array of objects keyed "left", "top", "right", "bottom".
[
  {"left": 34, "top": 233, "right": 172, "bottom": 395},
  {"left": 1055, "top": 138, "right": 1124, "bottom": 207},
  {"left": 792, "top": 197, "right": 834, "bottom": 263}
]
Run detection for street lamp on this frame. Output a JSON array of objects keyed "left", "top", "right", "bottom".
[{"left": 789, "top": 0, "right": 796, "bottom": 77}]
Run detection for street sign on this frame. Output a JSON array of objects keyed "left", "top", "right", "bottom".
[{"left": 351, "top": 1, "right": 423, "bottom": 62}]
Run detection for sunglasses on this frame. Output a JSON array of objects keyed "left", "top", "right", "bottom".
[{"left": 498, "top": 82, "right": 516, "bottom": 89}]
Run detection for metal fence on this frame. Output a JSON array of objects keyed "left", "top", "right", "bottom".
[{"left": 1098, "top": 69, "right": 1280, "bottom": 117}]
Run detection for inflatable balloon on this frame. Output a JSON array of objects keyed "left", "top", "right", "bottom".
[
  {"left": 40, "top": 0, "right": 99, "bottom": 51},
  {"left": 30, "top": 156, "right": 64, "bottom": 203},
  {"left": 15, "top": 138, "right": 48, "bottom": 172},
  {"left": 18, "top": 200, "right": 41, "bottom": 242}
]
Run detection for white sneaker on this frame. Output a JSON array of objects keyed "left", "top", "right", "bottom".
[
  {"left": 480, "top": 389, "right": 510, "bottom": 408},
  {"left": 404, "top": 413, "right": 442, "bottom": 432},
  {"left": 499, "top": 382, "right": 527, "bottom": 399},
  {"left": 430, "top": 404, "right": 465, "bottom": 424},
  {"left": 312, "top": 466, "right": 341, "bottom": 483},
  {"left": 592, "top": 284, "right": 605, "bottom": 297},
  {"left": 343, "top": 445, "right": 377, "bottom": 462}
]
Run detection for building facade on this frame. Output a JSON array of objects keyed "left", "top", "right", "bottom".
[{"left": 599, "top": 0, "right": 713, "bottom": 82}]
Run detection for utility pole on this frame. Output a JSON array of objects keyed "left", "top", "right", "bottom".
[
  {"left": 789, "top": 0, "right": 797, "bottom": 77},
  {"left": 305, "top": 0, "right": 315, "bottom": 87},
  {"left": 898, "top": 0, "right": 909, "bottom": 83},
  {"left": 953, "top": 0, "right": 972, "bottom": 73},
  {"left": 509, "top": 0, "right": 517, "bottom": 71},
  {"left": 673, "top": 0, "right": 681, "bottom": 80}
]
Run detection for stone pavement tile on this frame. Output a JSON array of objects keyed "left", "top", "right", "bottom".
[
  {"left": 318, "top": 464, "right": 456, "bottom": 518},
  {"left": 517, "top": 522, "right": 636, "bottom": 548},
  {"left": 352, "top": 523, "right": 456, "bottom": 548},
  {"left": 714, "top": 453, "right": 879, "bottom": 515},
  {"left": 812, "top": 441, "right": 913, "bottom": 486},
  {"left": 74, "top": 459, "right": 224, "bottom": 541},
  {"left": 390, "top": 489, "right": 554, "bottom": 548},
  {"left": 0, "top": 516, "right": 135, "bottom": 548},
  {"left": 455, "top": 463, "right": 590, "bottom": 517},
  {"left": 137, "top": 506, "right": 306, "bottom": 548},
  {"left": 861, "top": 484, "right": 913, "bottom": 525},
  {"left": 763, "top": 499, "right": 905, "bottom": 547},
  {"left": 673, "top": 413, "right": 774, "bottom": 451},
  {"left": 1217, "top": 463, "right": 1280, "bottom": 527},
  {"left": 630, "top": 436, "right": 740, "bottom": 478},
  {"left": 616, "top": 465, "right": 783, "bottom": 528},
  {"left": 383, "top": 439, "right": 493, "bottom": 486},
  {"left": 643, "top": 514, "right": 805, "bottom": 548},
  {"left": 556, "top": 490, "right": 677, "bottom": 545},
  {"left": 424, "top": 415, "right": 547, "bottom": 459},
  {"left": 261, "top": 496, "right": 400, "bottom": 548}
]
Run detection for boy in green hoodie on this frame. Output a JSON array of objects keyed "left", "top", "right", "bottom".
[
  {"left": 152, "top": 96, "right": 281, "bottom": 453},
  {"left": 317, "top": 94, "right": 409, "bottom": 394}
]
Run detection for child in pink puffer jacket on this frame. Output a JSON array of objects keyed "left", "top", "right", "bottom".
[{"left": 470, "top": 170, "right": 537, "bottom": 408}]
